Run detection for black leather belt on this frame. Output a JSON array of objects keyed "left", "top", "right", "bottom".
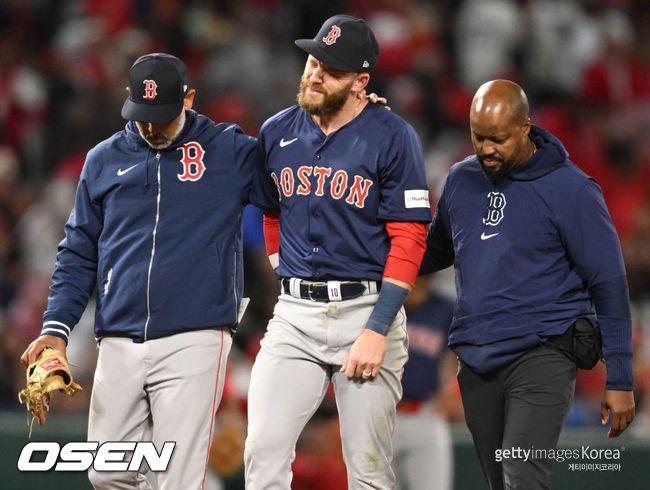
[{"left": 281, "top": 278, "right": 381, "bottom": 302}]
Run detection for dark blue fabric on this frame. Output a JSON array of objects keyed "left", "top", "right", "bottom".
[
  {"left": 421, "top": 126, "right": 633, "bottom": 389},
  {"left": 401, "top": 291, "right": 453, "bottom": 400},
  {"left": 250, "top": 103, "right": 431, "bottom": 281},
  {"left": 43, "top": 110, "right": 259, "bottom": 342},
  {"left": 365, "top": 281, "right": 409, "bottom": 336}
]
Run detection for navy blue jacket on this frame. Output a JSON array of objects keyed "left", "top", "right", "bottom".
[
  {"left": 421, "top": 126, "right": 633, "bottom": 390},
  {"left": 41, "top": 110, "right": 258, "bottom": 343}
]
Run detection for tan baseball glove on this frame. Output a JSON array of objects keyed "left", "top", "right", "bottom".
[
  {"left": 18, "top": 348, "right": 82, "bottom": 436},
  {"left": 209, "top": 424, "right": 245, "bottom": 477}
]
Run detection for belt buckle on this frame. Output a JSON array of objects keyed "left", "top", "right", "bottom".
[{"left": 307, "top": 282, "right": 316, "bottom": 301}]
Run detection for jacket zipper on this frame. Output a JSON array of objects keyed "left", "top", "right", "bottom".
[
  {"left": 233, "top": 250, "right": 238, "bottom": 323},
  {"left": 144, "top": 151, "right": 162, "bottom": 340}
]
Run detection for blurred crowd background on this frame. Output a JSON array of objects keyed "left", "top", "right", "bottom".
[{"left": 0, "top": 0, "right": 649, "bottom": 488}]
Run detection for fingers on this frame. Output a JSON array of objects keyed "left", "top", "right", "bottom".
[
  {"left": 339, "top": 355, "right": 376, "bottom": 379},
  {"left": 20, "top": 348, "right": 30, "bottom": 367},
  {"left": 608, "top": 416, "right": 627, "bottom": 438},
  {"left": 365, "top": 93, "right": 387, "bottom": 105},
  {"left": 600, "top": 403, "right": 610, "bottom": 426},
  {"left": 21, "top": 344, "right": 42, "bottom": 367},
  {"left": 20, "top": 335, "right": 66, "bottom": 367},
  {"left": 340, "top": 361, "right": 377, "bottom": 379},
  {"left": 604, "top": 408, "right": 635, "bottom": 438},
  {"left": 340, "top": 353, "right": 349, "bottom": 374}
]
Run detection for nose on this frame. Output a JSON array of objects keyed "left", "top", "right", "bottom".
[
  {"left": 145, "top": 122, "right": 166, "bottom": 134},
  {"left": 309, "top": 65, "right": 324, "bottom": 83},
  {"left": 480, "top": 140, "right": 496, "bottom": 156}
]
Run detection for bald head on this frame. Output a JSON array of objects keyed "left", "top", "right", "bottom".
[
  {"left": 471, "top": 79, "right": 529, "bottom": 126},
  {"left": 469, "top": 80, "right": 535, "bottom": 181}
]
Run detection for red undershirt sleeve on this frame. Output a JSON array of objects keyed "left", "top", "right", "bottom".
[
  {"left": 263, "top": 210, "right": 280, "bottom": 269},
  {"left": 383, "top": 221, "right": 428, "bottom": 286}
]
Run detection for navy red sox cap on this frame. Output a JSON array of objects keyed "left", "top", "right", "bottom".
[
  {"left": 294, "top": 15, "right": 379, "bottom": 73},
  {"left": 121, "top": 53, "right": 189, "bottom": 123}
]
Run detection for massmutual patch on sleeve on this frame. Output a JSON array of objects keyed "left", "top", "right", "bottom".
[{"left": 404, "top": 189, "right": 430, "bottom": 208}]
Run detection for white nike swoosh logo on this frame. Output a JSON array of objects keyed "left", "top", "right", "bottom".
[
  {"left": 117, "top": 164, "right": 139, "bottom": 176},
  {"left": 481, "top": 232, "right": 500, "bottom": 240},
  {"left": 279, "top": 137, "right": 298, "bottom": 147}
]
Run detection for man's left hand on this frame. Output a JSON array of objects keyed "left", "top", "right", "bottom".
[
  {"left": 340, "top": 328, "right": 387, "bottom": 379},
  {"left": 601, "top": 389, "right": 635, "bottom": 438},
  {"left": 358, "top": 90, "right": 390, "bottom": 110}
]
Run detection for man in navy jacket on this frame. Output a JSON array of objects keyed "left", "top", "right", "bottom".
[
  {"left": 421, "top": 79, "right": 634, "bottom": 489},
  {"left": 21, "top": 53, "right": 258, "bottom": 489}
]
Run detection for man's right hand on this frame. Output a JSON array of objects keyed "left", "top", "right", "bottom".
[
  {"left": 601, "top": 389, "right": 635, "bottom": 438},
  {"left": 21, "top": 334, "right": 67, "bottom": 367}
]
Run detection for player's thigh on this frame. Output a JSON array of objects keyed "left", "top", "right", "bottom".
[
  {"left": 146, "top": 329, "right": 231, "bottom": 446},
  {"left": 457, "top": 360, "right": 505, "bottom": 444},
  {"left": 246, "top": 347, "right": 331, "bottom": 444},
  {"left": 332, "top": 313, "right": 407, "bottom": 444},
  {"left": 502, "top": 345, "right": 576, "bottom": 448},
  {"left": 88, "top": 337, "right": 150, "bottom": 443},
  {"left": 457, "top": 361, "right": 506, "bottom": 488},
  {"left": 501, "top": 345, "right": 576, "bottom": 489},
  {"left": 147, "top": 329, "right": 232, "bottom": 490},
  {"left": 394, "top": 412, "right": 453, "bottom": 490}
]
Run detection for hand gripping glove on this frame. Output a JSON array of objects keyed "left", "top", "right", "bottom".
[{"left": 18, "top": 348, "right": 82, "bottom": 436}]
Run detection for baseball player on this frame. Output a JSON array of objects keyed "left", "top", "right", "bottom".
[
  {"left": 244, "top": 15, "right": 431, "bottom": 489},
  {"left": 20, "top": 53, "right": 259, "bottom": 489},
  {"left": 393, "top": 275, "right": 455, "bottom": 490},
  {"left": 420, "top": 80, "right": 634, "bottom": 489}
]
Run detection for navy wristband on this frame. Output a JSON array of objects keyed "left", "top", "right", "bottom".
[{"left": 365, "top": 281, "right": 410, "bottom": 336}]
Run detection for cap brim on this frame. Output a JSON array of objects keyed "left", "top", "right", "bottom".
[
  {"left": 294, "top": 39, "right": 358, "bottom": 72},
  {"left": 121, "top": 98, "right": 184, "bottom": 123}
]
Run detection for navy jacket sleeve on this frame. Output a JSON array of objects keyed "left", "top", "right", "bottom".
[
  {"left": 249, "top": 127, "right": 281, "bottom": 212},
  {"left": 227, "top": 124, "right": 260, "bottom": 206},
  {"left": 562, "top": 179, "right": 633, "bottom": 390},
  {"left": 420, "top": 177, "right": 455, "bottom": 274},
  {"left": 41, "top": 154, "right": 102, "bottom": 343}
]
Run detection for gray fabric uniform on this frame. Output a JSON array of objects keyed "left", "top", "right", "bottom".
[
  {"left": 87, "top": 329, "right": 232, "bottom": 490},
  {"left": 244, "top": 291, "right": 408, "bottom": 489}
]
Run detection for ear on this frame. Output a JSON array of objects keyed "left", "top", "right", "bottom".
[
  {"left": 522, "top": 117, "right": 531, "bottom": 137},
  {"left": 183, "top": 89, "right": 197, "bottom": 110},
  {"left": 352, "top": 73, "right": 370, "bottom": 95}
]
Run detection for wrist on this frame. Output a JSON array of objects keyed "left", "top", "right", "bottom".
[{"left": 365, "top": 281, "right": 409, "bottom": 336}]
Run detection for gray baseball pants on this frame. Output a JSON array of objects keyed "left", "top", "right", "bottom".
[
  {"left": 87, "top": 328, "right": 231, "bottom": 490},
  {"left": 392, "top": 404, "right": 453, "bottom": 490},
  {"left": 244, "top": 292, "right": 408, "bottom": 489}
]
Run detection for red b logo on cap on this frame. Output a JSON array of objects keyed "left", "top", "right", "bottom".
[
  {"left": 143, "top": 80, "right": 157, "bottom": 100},
  {"left": 322, "top": 25, "right": 341, "bottom": 45}
]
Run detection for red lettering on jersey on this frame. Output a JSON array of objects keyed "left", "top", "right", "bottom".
[
  {"left": 346, "top": 176, "right": 373, "bottom": 208},
  {"left": 177, "top": 142, "right": 206, "bottom": 181},
  {"left": 322, "top": 25, "right": 341, "bottom": 45},
  {"left": 270, "top": 172, "right": 282, "bottom": 199},
  {"left": 330, "top": 170, "right": 348, "bottom": 199},
  {"left": 296, "top": 166, "right": 312, "bottom": 195},
  {"left": 280, "top": 168, "right": 294, "bottom": 197},
  {"left": 313, "top": 167, "right": 332, "bottom": 196},
  {"left": 143, "top": 80, "right": 157, "bottom": 99}
]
